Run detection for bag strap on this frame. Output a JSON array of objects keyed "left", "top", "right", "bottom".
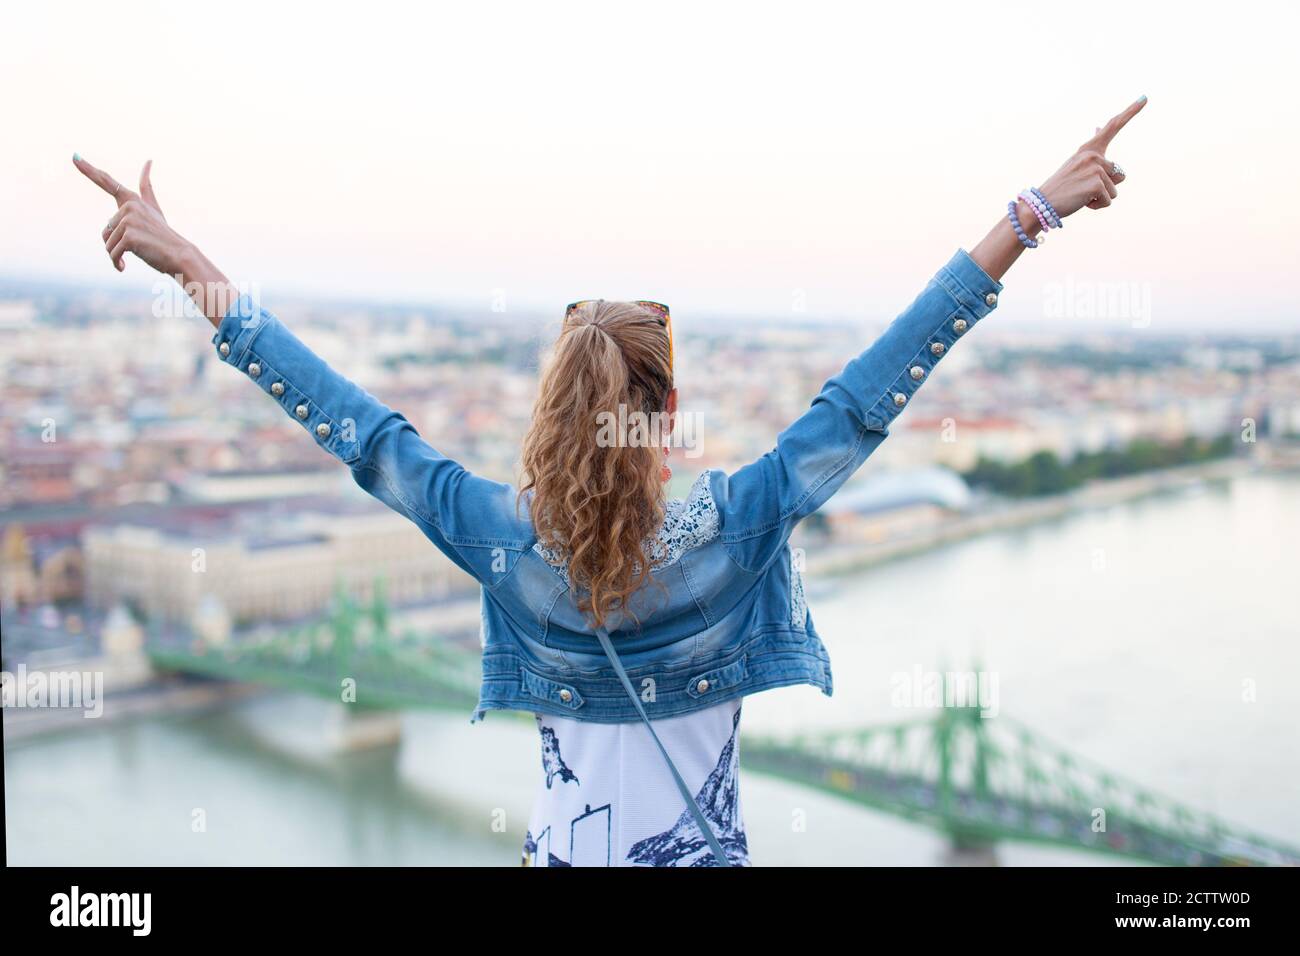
[{"left": 593, "top": 626, "right": 734, "bottom": 867}]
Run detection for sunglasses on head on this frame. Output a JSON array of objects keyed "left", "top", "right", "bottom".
[{"left": 566, "top": 299, "right": 673, "bottom": 371}]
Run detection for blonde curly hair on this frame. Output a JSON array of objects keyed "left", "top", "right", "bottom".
[{"left": 519, "top": 300, "right": 674, "bottom": 629}]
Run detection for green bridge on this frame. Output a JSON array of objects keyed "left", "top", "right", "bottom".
[{"left": 147, "top": 589, "right": 1299, "bottom": 867}]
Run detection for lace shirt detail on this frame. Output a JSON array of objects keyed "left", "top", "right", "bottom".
[
  {"left": 534, "top": 470, "right": 719, "bottom": 587},
  {"left": 790, "top": 549, "right": 808, "bottom": 629}
]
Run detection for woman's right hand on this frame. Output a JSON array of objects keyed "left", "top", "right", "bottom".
[
  {"left": 73, "top": 155, "right": 192, "bottom": 275},
  {"left": 969, "top": 96, "right": 1148, "bottom": 282}
]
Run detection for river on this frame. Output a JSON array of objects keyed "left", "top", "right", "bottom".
[{"left": 6, "top": 472, "right": 1299, "bottom": 865}]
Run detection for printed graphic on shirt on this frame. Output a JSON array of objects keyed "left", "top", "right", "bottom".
[
  {"left": 569, "top": 803, "right": 612, "bottom": 867},
  {"left": 521, "top": 801, "right": 612, "bottom": 867},
  {"left": 536, "top": 716, "right": 579, "bottom": 789},
  {"left": 522, "top": 826, "right": 576, "bottom": 867},
  {"left": 625, "top": 705, "right": 749, "bottom": 867},
  {"left": 524, "top": 700, "right": 747, "bottom": 867}
]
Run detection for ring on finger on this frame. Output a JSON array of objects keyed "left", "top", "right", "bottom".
[{"left": 1111, "top": 161, "right": 1124, "bottom": 178}]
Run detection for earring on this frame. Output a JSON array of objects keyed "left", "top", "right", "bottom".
[{"left": 660, "top": 445, "right": 672, "bottom": 483}]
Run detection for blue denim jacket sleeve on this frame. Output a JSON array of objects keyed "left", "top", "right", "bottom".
[
  {"left": 711, "top": 248, "right": 1003, "bottom": 573},
  {"left": 209, "top": 297, "right": 532, "bottom": 583}
]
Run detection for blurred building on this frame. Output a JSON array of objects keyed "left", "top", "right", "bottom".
[
  {"left": 814, "top": 467, "right": 971, "bottom": 544},
  {"left": 0, "top": 524, "right": 83, "bottom": 607},
  {"left": 83, "top": 508, "right": 469, "bottom": 625}
]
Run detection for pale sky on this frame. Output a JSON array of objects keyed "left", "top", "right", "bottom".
[{"left": 3, "top": 0, "right": 1299, "bottom": 328}]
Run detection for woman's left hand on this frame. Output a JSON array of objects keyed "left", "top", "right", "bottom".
[
  {"left": 1037, "top": 96, "right": 1147, "bottom": 219},
  {"left": 74, "top": 155, "right": 193, "bottom": 275},
  {"left": 74, "top": 153, "right": 236, "bottom": 325}
]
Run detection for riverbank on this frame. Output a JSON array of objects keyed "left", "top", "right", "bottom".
[
  {"left": 2, "top": 676, "right": 270, "bottom": 745},
  {"left": 805, "top": 455, "right": 1257, "bottom": 580}
]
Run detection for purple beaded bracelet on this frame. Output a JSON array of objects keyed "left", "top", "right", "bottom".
[
  {"left": 1029, "top": 186, "right": 1062, "bottom": 228},
  {"left": 1007, "top": 201, "right": 1038, "bottom": 249},
  {"left": 1018, "top": 191, "right": 1053, "bottom": 232}
]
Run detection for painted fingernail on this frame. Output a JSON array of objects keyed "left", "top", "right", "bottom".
[
  {"left": 73, "top": 152, "right": 82, "bottom": 162},
  {"left": 1136, "top": 95, "right": 1147, "bottom": 103}
]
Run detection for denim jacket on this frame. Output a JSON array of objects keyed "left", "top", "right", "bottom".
[{"left": 210, "top": 249, "right": 1002, "bottom": 723}]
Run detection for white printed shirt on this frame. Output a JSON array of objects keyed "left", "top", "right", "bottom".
[{"left": 522, "top": 697, "right": 749, "bottom": 867}]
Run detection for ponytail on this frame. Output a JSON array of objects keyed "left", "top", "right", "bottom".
[{"left": 520, "top": 300, "right": 674, "bottom": 628}]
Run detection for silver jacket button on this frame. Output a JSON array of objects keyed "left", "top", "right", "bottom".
[
  {"left": 315, "top": 422, "right": 331, "bottom": 439},
  {"left": 558, "top": 689, "right": 573, "bottom": 703},
  {"left": 271, "top": 382, "right": 285, "bottom": 397},
  {"left": 910, "top": 365, "right": 925, "bottom": 381},
  {"left": 247, "top": 362, "right": 261, "bottom": 378},
  {"left": 218, "top": 342, "right": 230, "bottom": 357},
  {"left": 696, "top": 679, "right": 710, "bottom": 693},
  {"left": 953, "top": 318, "right": 968, "bottom": 334},
  {"left": 985, "top": 292, "right": 998, "bottom": 307},
  {"left": 295, "top": 404, "right": 309, "bottom": 420},
  {"left": 893, "top": 392, "right": 907, "bottom": 407},
  {"left": 931, "top": 342, "right": 946, "bottom": 356}
]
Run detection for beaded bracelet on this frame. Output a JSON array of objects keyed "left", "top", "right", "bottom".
[
  {"left": 1028, "top": 187, "right": 1062, "bottom": 229},
  {"left": 1007, "top": 201, "right": 1038, "bottom": 249},
  {"left": 1018, "top": 191, "right": 1053, "bottom": 232}
]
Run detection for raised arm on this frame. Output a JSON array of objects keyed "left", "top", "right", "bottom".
[
  {"left": 73, "top": 156, "right": 533, "bottom": 583},
  {"left": 713, "top": 96, "right": 1148, "bottom": 572}
]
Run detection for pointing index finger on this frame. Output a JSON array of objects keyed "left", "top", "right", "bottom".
[
  {"left": 72, "top": 154, "right": 131, "bottom": 206},
  {"left": 1090, "top": 95, "right": 1148, "bottom": 152}
]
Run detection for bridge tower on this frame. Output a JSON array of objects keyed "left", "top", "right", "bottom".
[
  {"left": 323, "top": 580, "right": 403, "bottom": 751},
  {"left": 935, "top": 700, "right": 999, "bottom": 865}
]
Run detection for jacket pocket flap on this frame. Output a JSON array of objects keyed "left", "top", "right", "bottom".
[
  {"left": 520, "top": 667, "right": 584, "bottom": 710},
  {"left": 686, "top": 656, "right": 747, "bottom": 698}
]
